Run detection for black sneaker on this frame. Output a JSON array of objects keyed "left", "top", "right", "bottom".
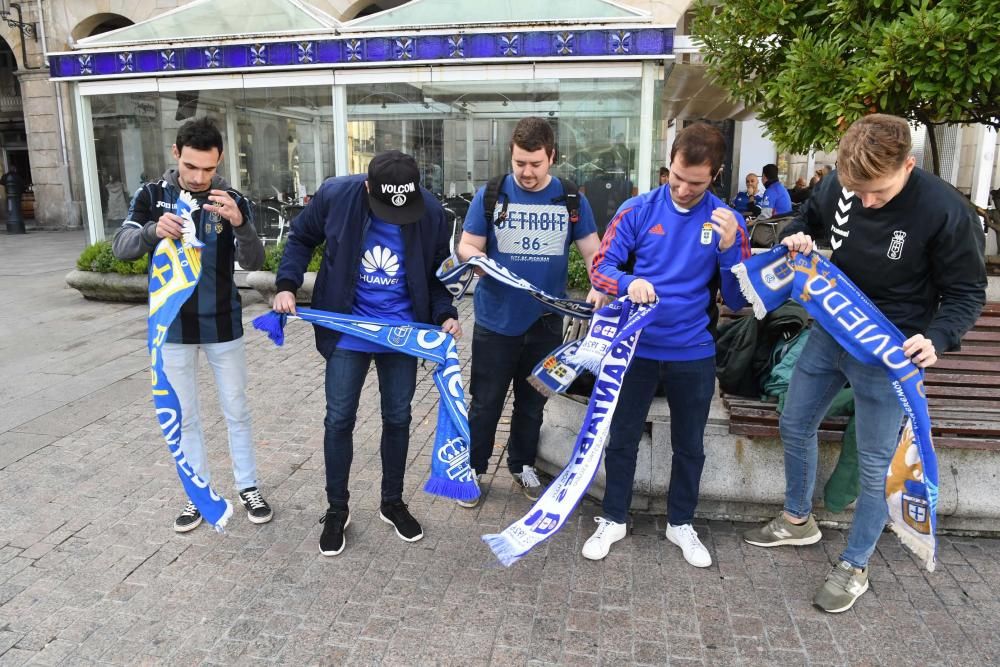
[
  {"left": 319, "top": 507, "right": 350, "bottom": 556},
  {"left": 174, "top": 501, "right": 202, "bottom": 533},
  {"left": 379, "top": 500, "right": 423, "bottom": 542},
  {"left": 238, "top": 486, "right": 273, "bottom": 524}
]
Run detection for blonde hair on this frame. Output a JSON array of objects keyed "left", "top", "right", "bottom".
[{"left": 837, "top": 114, "right": 912, "bottom": 189}]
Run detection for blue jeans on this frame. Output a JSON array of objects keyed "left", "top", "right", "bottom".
[
  {"left": 324, "top": 348, "right": 417, "bottom": 509},
  {"left": 602, "top": 355, "right": 716, "bottom": 525},
  {"left": 468, "top": 315, "right": 564, "bottom": 475},
  {"left": 780, "top": 325, "right": 905, "bottom": 569},
  {"left": 162, "top": 338, "right": 258, "bottom": 490}
]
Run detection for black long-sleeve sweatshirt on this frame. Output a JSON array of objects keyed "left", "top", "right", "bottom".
[{"left": 780, "top": 168, "right": 986, "bottom": 352}]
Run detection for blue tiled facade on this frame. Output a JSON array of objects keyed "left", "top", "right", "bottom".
[{"left": 50, "top": 28, "right": 673, "bottom": 79}]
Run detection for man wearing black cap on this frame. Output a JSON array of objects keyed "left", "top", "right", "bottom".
[{"left": 273, "top": 150, "right": 460, "bottom": 556}]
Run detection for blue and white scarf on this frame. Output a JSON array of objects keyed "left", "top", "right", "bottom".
[
  {"left": 436, "top": 253, "right": 594, "bottom": 320},
  {"left": 483, "top": 298, "right": 659, "bottom": 566},
  {"left": 252, "top": 308, "right": 478, "bottom": 502},
  {"left": 148, "top": 194, "right": 234, "bottom": 530},
  {"left": 734, "top": 246, "right": 938, "bottom": 570}
]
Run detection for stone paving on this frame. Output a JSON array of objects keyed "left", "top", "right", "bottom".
[{"left": 0, "top": 231, "right": 998, "bottom": 666}]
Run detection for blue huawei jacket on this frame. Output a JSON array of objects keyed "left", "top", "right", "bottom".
[
  {"left": 591, "top": 187, "right": 750, "bottom": 361},
  {"left": 276, "top": 174, "right": 458, "bottom": 359}
]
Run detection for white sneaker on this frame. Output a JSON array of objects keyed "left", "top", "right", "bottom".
[
  {"left": 666, "top": 523, "right": 712, "bottom": 568},
  {"left": 513, "top": 466, "right": 543, "bottom": 500},
  {"left": 581, "top": 517, "right": 627, "bottom": 560},
  {"left": 456, "top": 474, "right": 484, "bottom": 508}
]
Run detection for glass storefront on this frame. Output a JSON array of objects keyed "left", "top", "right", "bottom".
[{"left": 83, "top": 68, "right": 648, "bottom": 242}]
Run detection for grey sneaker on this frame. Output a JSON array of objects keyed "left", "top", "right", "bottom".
[
  {"left": 512, "top": 466, "right": 543, "bottom": 500},
  {"left": 457, "top": 474, "right": 484, "bottom": 508},
  {"left": 743, "top": 513, "right": 822, "bottom": 547},
  {"left": 814, "top": 561, "right": 869, "bottom": 613}
]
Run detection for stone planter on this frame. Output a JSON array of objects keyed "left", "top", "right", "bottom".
[
  {"left": 65, "top": 270, "right": 147, "bottom": 303},
  {"left": 246, "top": 271, "right": 316, "bottom": 305}
]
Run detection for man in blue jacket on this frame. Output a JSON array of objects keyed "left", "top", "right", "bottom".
[
  {"left": 272, "top": 151, "right": 460, "bottom": 557},
  {"left": 761, "top": 163, "right": 793, "bottom": 216},
  {"left": 731, "top": 172, "right": 763, "bottom": 215},
  {"left": 586, "top": 123, "right": 751, "bottom": 568}
]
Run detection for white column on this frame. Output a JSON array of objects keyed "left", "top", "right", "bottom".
[
  {"left": 465, "top": 116, "right": 474, "bottom": 192},
  {"left": 333, "top": 85, "right": 349, "bottom": 177},
  {"left": 73, "top": 88, "right": 103, "bottom": 244},
  {"left": 225, "top": 108, "right": 241, "bottom": 191},
  {"left": 312, "top": 117, "right": 324, "bottom": 189},
  {"left": 971, "top": 124, "right": 998, "bottom": 208},
  {"left": 636, "top": 61, "right": 656, "bottom": 194}
]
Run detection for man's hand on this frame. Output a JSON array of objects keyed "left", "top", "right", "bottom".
[
  {"left": 441, "top": 318, "right": 462, "bottom": 339},
  {"left": 711, "top": 207, "right": 739, "bottom": 251},
  {"left": 204, "top": 189, "right": 244, "bottom": 227},
  {"left": 586, "top": 288, "right": 610, "bottom": 310},
  {"left": 155, "top": 212, "right": 185, "bottom": 240},
  {"left": 627, "top": 278, "right": 656, "bottom": 304},
  {"left": 903, "top": 334, "right": 937, "bottom": 368},
  {"left": 272, "top": 291, "right": 296, "bottom": 315},
  {"left": 781, "top": 232, "right": 814, "bottom": 255}
]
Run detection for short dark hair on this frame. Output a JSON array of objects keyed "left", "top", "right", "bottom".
[
  {"left": 509, "top": 116, "right": 555, "bottom": 158},
  {"left": 762, "top": 163, "right": 779, "bottom": 181},
  {"left": 671, "top": 123, "right": 726, "bottom": 173},
  {"left": 659, "top": 166, "right": 670, "bottom": 177},
  {"left": 176, "top": 116, "right": 224, "bottom": 154}
]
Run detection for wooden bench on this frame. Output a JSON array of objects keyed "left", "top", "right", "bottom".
[{"left": 722, "top": 302, "right": 1000, "bottom": 450}]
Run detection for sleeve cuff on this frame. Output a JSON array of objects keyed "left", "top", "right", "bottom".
[
  {"left": 275, "top": 279, "right": 299, "bottom": 295},
  {"left": 618, "top": 274, "right": 636, "bottom": 298},
  {"left": 926, "top": 329, "right": 954, "bottom": 354}
]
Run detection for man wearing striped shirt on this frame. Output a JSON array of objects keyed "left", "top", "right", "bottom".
[{"left": 113, "top": 117, "right": 272, "bottom": 533}]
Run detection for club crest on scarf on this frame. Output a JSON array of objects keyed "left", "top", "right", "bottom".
[
  {"left": 148, "top": 190, "right": 232, "bottom": 531},
  {"left": 483, "top": 298, "right": 660, "bottom": 566},
  {"left": 436, "top": 253, "right": 594, "bottom": 320},
  {"left": 734, "top": 246, "right": 938, "bottom": 570},
  {"left": 252, "top": 309, "right": 478, "bottom": 501}
]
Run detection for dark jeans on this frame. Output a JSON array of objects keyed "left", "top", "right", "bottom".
[
  {"left": 323, "top": 348, "right": 417, "bottom": 508},
  {"left": 602, "top": 355, "right": 716, "bottom": 525},
  {"left": 468, "top": 314, "right": 564, "bottom": 475}
]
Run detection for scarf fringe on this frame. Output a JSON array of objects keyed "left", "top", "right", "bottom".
[
  {"left": 209, "top": 500, "right": 234, "bottom": 533},
  {"left": 889, "top": 522, "right": 936, "bottom": 572},
  {"left": 481, "top": 533, "right": 523, "bottom": 567},
  {"left": 527, "top": 374, "right": 557, "bottom": 398},
  {"left": 731, "top": 262, "right": 768, "bottom": 320},
  {"left": 424, "top": 476, "right": 479, "bottom": 501},
  {"left": 252, "top": 311, "right": 287, "bottom": 346}
]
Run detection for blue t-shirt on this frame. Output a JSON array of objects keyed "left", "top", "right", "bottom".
[
  {"left": 463, "top": 176, "right": 597, "bottom": 335},
  {"left": 338, "top": 216, "right": 414, "bottom": 353},
  {"left": 764, "top": 180, "right": 793, "bottom": 216}
]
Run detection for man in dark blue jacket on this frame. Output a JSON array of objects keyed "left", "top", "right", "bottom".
[{"left": 273, "top": 151, "right": 460, "bottom": 557}]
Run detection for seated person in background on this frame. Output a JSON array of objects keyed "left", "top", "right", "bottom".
[
  {"left": 731, "top": 172, "right": 763, "bottom": 215},
  {"left": 790, "top": 176, "right": 811, "bottom": 204},
  {"left": 659, "top": 166, "right": 670, "bottom": 186},
  {"left": 762, "top": 163, "right": 793, "bottom": 216}
]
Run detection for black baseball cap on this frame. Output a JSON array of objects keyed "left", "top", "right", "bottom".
[{"left": 367, "top": 150, "right": 425, "bottom": 225}]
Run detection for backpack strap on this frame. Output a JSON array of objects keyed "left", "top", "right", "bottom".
[
  {"left": 553, "top": 177, "right": 581, "bottom": 224},
  {"left": 484, "top": 174, "right": 509, "bottom": 227}
]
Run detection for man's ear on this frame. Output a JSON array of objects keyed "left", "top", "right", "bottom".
[{"left": 171, "top": 144, "right": 180, "bottom": 160}]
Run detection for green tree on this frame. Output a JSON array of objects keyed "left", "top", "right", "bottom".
[{"left": 691, "top": 0, "right": 1000, "bottom": 175}]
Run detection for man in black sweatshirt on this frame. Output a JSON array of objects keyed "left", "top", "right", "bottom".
[{"left": 742, "top": 114, "right": 986, "bottom": 613}]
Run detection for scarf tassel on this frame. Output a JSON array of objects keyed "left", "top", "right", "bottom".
[
  {"left": 424, "top": 477, "right": 480, "bottom": 502},
  {"left": 252, "top": 311, "right": 287, "bottom": 346}
]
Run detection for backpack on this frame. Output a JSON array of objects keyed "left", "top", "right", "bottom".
[
  {"left": 483, "top": 174, "right": 581, "bottom": 227},
  {"left": 715, "top": 302, "right": 809, "bottom": 397}
]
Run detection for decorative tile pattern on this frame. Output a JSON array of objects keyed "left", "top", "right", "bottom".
[
  {"left": 500, "top": 33, "right": 520, "bottom": 57},
  {"left": 297, "top": 41, "right": 314, "bottom": 64},
  {"left": 205, "top": 47, "right": 221, "bottom": 68},
  {"left": 48, "top": 28, "right": 674, "bottom": 78},
  {"left": 555, "top": 32, "right": 574, "bottom": 55},
  {"left": 611, "top": 30, "right": 632, "bottom": 55},
  {"left": 160, "top": 49, "right": 176, "bottom": 70},
  {"left": 250, "top": 43, "right": 267, "bottom": 66},
  {"left": 393, "top": 37, "right": 414, "bottom": 60},
  {"left": 346, "top": 38, "right": 364, "bottom": 62}
]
